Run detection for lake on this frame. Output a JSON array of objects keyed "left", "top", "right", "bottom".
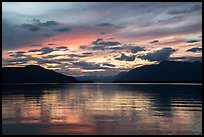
[{"left": 2, "top": 83, "right": 202, "bottom": 135}]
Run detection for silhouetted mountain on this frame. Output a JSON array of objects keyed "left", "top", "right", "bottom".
[
  {"left": 113, "top": 61, "right": 202, "bottom": 83},
  {"left": 2, "top": 65, "right": 79, "bottom": 83},
  {"left": 112, "top": 71, "right": 128, "bottom": 82}
]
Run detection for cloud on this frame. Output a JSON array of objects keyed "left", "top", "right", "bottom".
[
  {"left": 102, "top": 63, "right": 115, "bottom": 67},
  {"left": 150, "top": 40, "right": 159, "bottom": 44},
  {"left": 38, "top": 47, "right": 54, "bottom": 55},
  {"left": 28, "top": 47, "right": 54, "bottom": 55},
  {"left": 57, "top": 58, "right": 78, "bottom": 62},
  {"left": 48, "top": 43, "right": 56, "bottom": 45},
  {"left": 37, "top": 59, "right": 61, "bottom": 65},
  {"left": 170, "top": 56, "right": 202, "bottom": 62},
  {"left": 168, "top": 5, "right": 202, "bottom": 14},
  {"left": 158, "top": 16, "right": 183, "bottom": 24},
  {"left": 92, "top": 38, "right": 121, "bottom": 50},
  {"left": 20, "top": 24, "right": 40, "bottom": 31},
  {"left": 68, "top": 53, "right": 90, "bottom": 58},
  {"left": 115, "top": 53, "right": 136, "bottom": 61},
  {"left": 120, "top": 23, "right": 202, "bottom": 42},
  {"left": 108, "top": 46, "right": 124, "bottom": 50},
  {"left": 96, "top": 23, "right": 114, "bottom": 26},
  {"left": 100, "top": 32, "right": 106, "bottom": 35},
  {"left": 28, "top": 49, "right": 41, "bottom": 52},
  {"left": 4, "top": 54, "right": 60, "bottom": 66},
  {"left": 8, "top": 51, "right": 26, "bottom": 58},
  {"left": 92, "top": 45, "right": 105, "bottom": 50},
  {"left": 31, "top": 19, "right": 59, "bottom": 26},
  {"left": 82, "top": 52, "right": 93, "bottom": 56},
  {"left": 73, "top": 61, "right": 111, "bottom": 70},
  {"left": 139, "top": 47, "right": 176, "bottom": 61},
  {"left": 108, "top": 37, "right": 114, "bottom": 40},
  {"left": 20, "top": 19, "right": 60, "bottom": 32},
  {"left": 186, "top": 40, "right": 200, "bottom": 43},
  {"left": 42, "top": 55, "right": 60, "bottom": 59},
  {"left": 31, "top": 43, "right": 42, "bottom": 46},
  {"left": 28, "top": 46, "right": 69, "bottom": 55},
  {"left": 79, "top": 45, "right": 89, "bottom": 49},
  {"left": 92, "top": 38, "right": 103, "bottom": 45},
  {"left": 54, "top": 27, "right": 71, "bottom": 32},
  {"left": 40, "top": 21, "right": 59, "bottom": 26},
  {"left": 128, "top": 46, "right": 145, "bottom": 53},
  {"left": 186, "top": 47, "right": 202, "bottom": 52},
  {"left": 73, "top": 61, "right": 101, "bottom": 70},
  {"left": 55, "top": 46, "right": 69, "bottom": 51}
]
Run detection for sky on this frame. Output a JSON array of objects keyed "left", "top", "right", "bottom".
[{"left": 2, "top": 2, "right": 202, "bottom": 76}]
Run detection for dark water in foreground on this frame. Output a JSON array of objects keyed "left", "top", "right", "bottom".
[{"left": 2, "top": 83, "right": 202, "bottom": 135}]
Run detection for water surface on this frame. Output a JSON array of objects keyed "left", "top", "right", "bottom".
[{"left": 2, "top": 83, "right": 202, "bottom": 135}]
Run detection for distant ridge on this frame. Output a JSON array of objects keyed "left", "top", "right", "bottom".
[
  {"left": 113, "top": 61, "right": 202, "bottom": 83},
  {"left": 2, "top": 65, "right": 79, "bottom": 83}
]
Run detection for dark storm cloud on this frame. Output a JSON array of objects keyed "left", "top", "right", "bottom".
[
  {"left": 115, "top": 53, "right": 136, "bottom": 61},
  {"left": 79, "top": 45, "right": 89, "bottom": 49},
  {"left": 186, "top": 47, "right": 202, "bottom": 52},
  {"left": 96, "top": 23, "right": 114, "bottom": 26},
  {"left": 168, "top": 5, "right": 202, "bottom": 14},
  {"left": 54, "top": 27, "right": 71, "bottom": 32},
  {"left": 139, "top": 47, "right": 176, "bottom": 61},
  {"left": 186, "top": 40, "right": 200, "bottom": 43},
  {"left": 150, "top": 40, "right": 159, "bottom": 44}
]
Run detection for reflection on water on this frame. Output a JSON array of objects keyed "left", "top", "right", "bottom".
[{"left": 2, "top": 84, "right": 202, "bottom": 135}]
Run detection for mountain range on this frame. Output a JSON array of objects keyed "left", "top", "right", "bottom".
[
  {"left": 113, "top": 61, "right": 202, "bottom": 83},
  {"left": 2, "top": 65, "right": 79, "bottom": 83},
  {"left": 2, "top": 61, "right": 202, "bottom": 83}
]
